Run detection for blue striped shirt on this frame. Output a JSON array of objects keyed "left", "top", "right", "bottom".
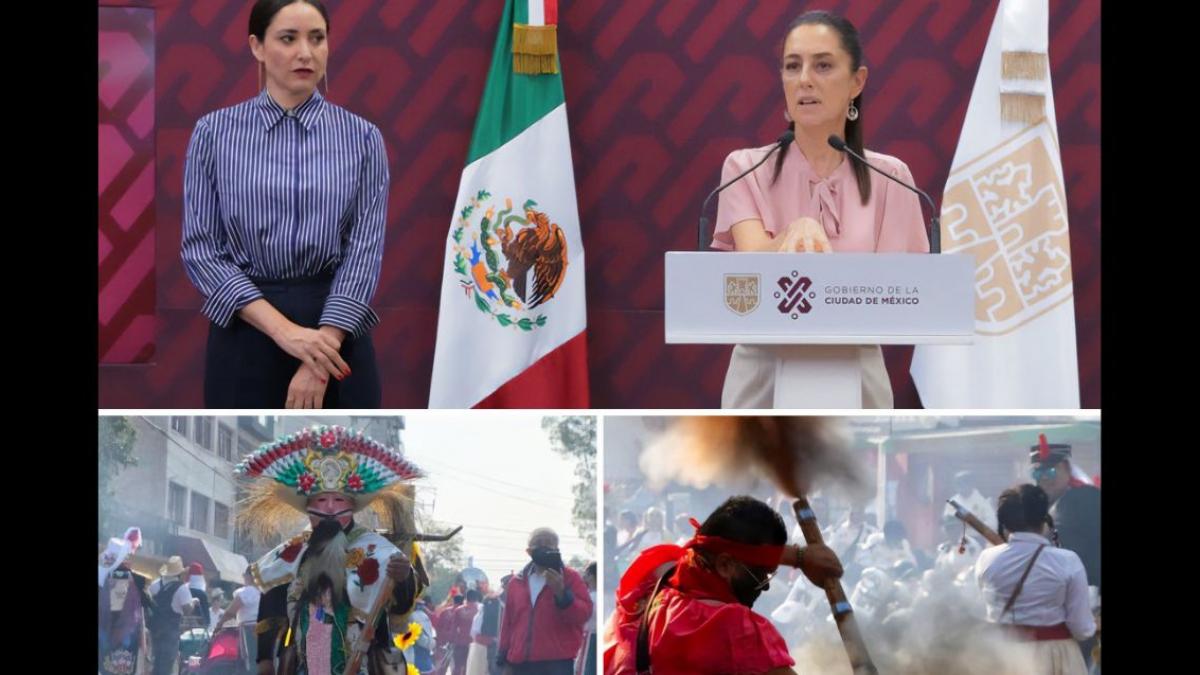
[{"left": 181, "top": 89, "right": 388, "bottom": 338}]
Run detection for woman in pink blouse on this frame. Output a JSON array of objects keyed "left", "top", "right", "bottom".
[{"left": 713, "top": 10, "right": 929, "bottom": 409}]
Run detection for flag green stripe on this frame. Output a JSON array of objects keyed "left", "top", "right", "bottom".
[{"left": 465, "top": 0, "right": 564, "bottom": 164}]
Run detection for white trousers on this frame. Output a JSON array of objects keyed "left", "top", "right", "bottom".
[{"left": 721, "top": 344, "right": 894, "bottom": 409}]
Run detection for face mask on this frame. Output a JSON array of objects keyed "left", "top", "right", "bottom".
[
  {"left": 530, "top": 547, "right": 563, "bottom": 571},
  {"left": 729, "top": 569, "right": 765, "bottom": 608}
]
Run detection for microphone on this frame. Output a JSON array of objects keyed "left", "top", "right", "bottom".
[
  {"left": 828, "top": 135, "right": 941, "bottom": 254},
  {"left": 697, "top": 130, "right": 795, "bottom": 251}
]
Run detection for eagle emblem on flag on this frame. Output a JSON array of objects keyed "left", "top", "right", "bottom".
[{"left": 450, "top": 190, "right": 568, "bottom": 331}]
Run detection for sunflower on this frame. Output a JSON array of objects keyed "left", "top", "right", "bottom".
[
  {"left": 393, "top": 622, "right": 423, "bottom": 650},
  {"left": 344, "top": 548, "right": 366, "bottom": 568},
  {"left": 407, "top": 665, "right": 420, "bottom": 675}
]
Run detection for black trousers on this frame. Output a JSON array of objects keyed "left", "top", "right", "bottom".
[
  {"left": 150, "top": 629, "right": 180, "bottom": 675},
  {"left": 204, "top": 274, "right": 381, "bottom": 408}
]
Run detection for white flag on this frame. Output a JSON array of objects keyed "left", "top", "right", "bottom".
[{"left": 911, "top": 0, "right": 1080, "bottom": 408}]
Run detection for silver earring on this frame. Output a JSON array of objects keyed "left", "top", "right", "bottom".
[
  {"left": 847, "top": 103, "right": 859, "bottom": 121},
  {"left": 784, "top": 108, "right": 792, "bottom": 123}
]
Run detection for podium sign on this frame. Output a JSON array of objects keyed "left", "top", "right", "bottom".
[
  {"left": 665, "top": 252, "right": 974, "bottom": 345},
  {"left": 664, "top": 252, "right": 975, "bottom": 407}
]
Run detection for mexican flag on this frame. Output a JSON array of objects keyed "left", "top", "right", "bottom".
[
  {"left": 910, "top": 0, "right": 1080, "bottom": 407},
  {"left": 429, "top": 0, "right": 589, "bottom": 408}
]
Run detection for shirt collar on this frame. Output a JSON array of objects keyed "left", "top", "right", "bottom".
[
  {"left": 255, "top": 88, "right": 327, "bottom": 132},
  {"left": 1008, "top": 531, "right": 1051, "bottom": 546},
  {"left": 785, "top": 141, "right": 852, "bottom": 182}
]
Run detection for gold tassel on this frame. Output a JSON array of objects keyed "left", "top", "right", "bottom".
[
  {"left": 513, "top": 24, "right": 558, "bottom": 75},
  {"left": 1000, "top": 93, "right": 1045, "bottom": 125},
  {"left": 1002, "top": 51, "right": 1048, "bottom": 80},
  {"left": 513, "top": 24, "right": 557, "bottom": 54}
]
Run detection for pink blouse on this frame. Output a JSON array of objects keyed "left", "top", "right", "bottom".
[{"left": 712, "top": 142, "right": 929, "bottom": 254}]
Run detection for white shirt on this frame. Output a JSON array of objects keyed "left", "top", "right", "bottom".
[
  {"left": 149, "top": 577, "right": 198, "bottom": 615},
  {"left": 234, "top": 585, "right": 261, "bottom": 626},
  {"left": 859, "top": 533, "right": 917, "bottom": 571},
  {"left": 944, "top": 489, "right": 997, "bottom": 531},
  {"left": 823, "top": 520, "right": 878, "bottom": 562},
  {"left": 470, "top": 605, "right": 483, "bottom": 639},
  {"left": 975, "top": 532, "right": 1096, "bottom": 640},
  {"left": 528, "top": 569, "right": 548, "bottom": 605},
  {"left": 583, "top": 590, "right": 597, "bottom": 632},
  {"left": 634, "top": 529, "right": 672, "bottom": 553},
  {"left": 935, "top": 536, "right": 983, "bottom": 578},
  {"left": 770, "top": 575, "right": 821, "bottom": 625}
]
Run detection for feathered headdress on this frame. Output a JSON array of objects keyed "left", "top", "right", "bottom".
[{"left": 235, "top": 425, "right": 424, "bottom": 544}]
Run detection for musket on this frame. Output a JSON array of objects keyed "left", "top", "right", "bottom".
[
  {"left": 946, "top": 499, "right": 1004, "bottom": 546},
  {"left": 343, "top": 526, "right": 463, "bottom": 675},
  {"left": 792, "top": 497, "right": 878, "bottom": 675}
]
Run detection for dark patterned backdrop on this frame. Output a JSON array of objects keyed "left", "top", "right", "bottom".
[
  {"left": 97, "top": 0, "right": 1100, "bottom": 408},
  {"left": 100, "top": 7, "right": 157, "bottom": 363}
]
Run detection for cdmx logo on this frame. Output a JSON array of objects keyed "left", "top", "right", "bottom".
[{"left": 774, "top": 271, "right": 816, "bottom": 319}]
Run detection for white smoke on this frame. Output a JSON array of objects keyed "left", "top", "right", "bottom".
[{"left": 779, "top": 570, "right": 1041, "bottom": 674}]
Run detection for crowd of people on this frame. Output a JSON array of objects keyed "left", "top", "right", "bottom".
[
  {"left": 602, "top": 435, "right": 1101, "bottom": 675},
  {"left": 100, "top": 425, "right": 599, "bottom": 675},
  {"left": 100, "top": 532, "right": 596, "bottom": 675},
  {"left": 99, "top": 530, "right": 248, "bottom": 675},
  {"left": 416, "top": 544, "right": 597, "bottom": 675}
]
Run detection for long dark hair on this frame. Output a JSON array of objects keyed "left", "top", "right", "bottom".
[
  {"left": 996, "top": 484, "right": 1055, "bottom": 540},
  {"left": 772, "top": 10, "right": 871, "bottom": 205},
  {"left": 249, "top": 0, "right": 330, "bottom": 41}
]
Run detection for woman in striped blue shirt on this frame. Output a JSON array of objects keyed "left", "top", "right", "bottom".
[{"left": 182, "top": 0, "right": 387, "bottom": 408}]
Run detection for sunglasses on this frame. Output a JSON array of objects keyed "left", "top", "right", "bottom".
[
  {"left": 737, "top": 561, "right": 777, "bottom": 591},
  {"left": 1031, "top": 466, "right": 1059, "bottom": 482}
]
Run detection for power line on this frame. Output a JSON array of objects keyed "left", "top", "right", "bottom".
[
  {"left": 454, "top": 522, "right": 587, "bottom": 536},
  {"left": 427, "top": 471, "right": 576, "bottom": 508},
  {"left": 414, "top": 454, "right": 575, "bottom": 502}
]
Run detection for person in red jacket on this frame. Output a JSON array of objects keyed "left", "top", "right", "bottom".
[
  {"left": 603, "top": 495, "right": 844, "bottom": 675},
  {"left": 434, "top": 593, "right": 465, "bottom": 675},
  {"left": 498, "top": 527, "right": 594, "bottom": 675},
  {"left": 450, "top": 589, "right": 481, "bottom": 675}
]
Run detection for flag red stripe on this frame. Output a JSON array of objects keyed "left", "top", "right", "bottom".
[{"left": 473, "top": 330, "right": 589, "bottom": 408}]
